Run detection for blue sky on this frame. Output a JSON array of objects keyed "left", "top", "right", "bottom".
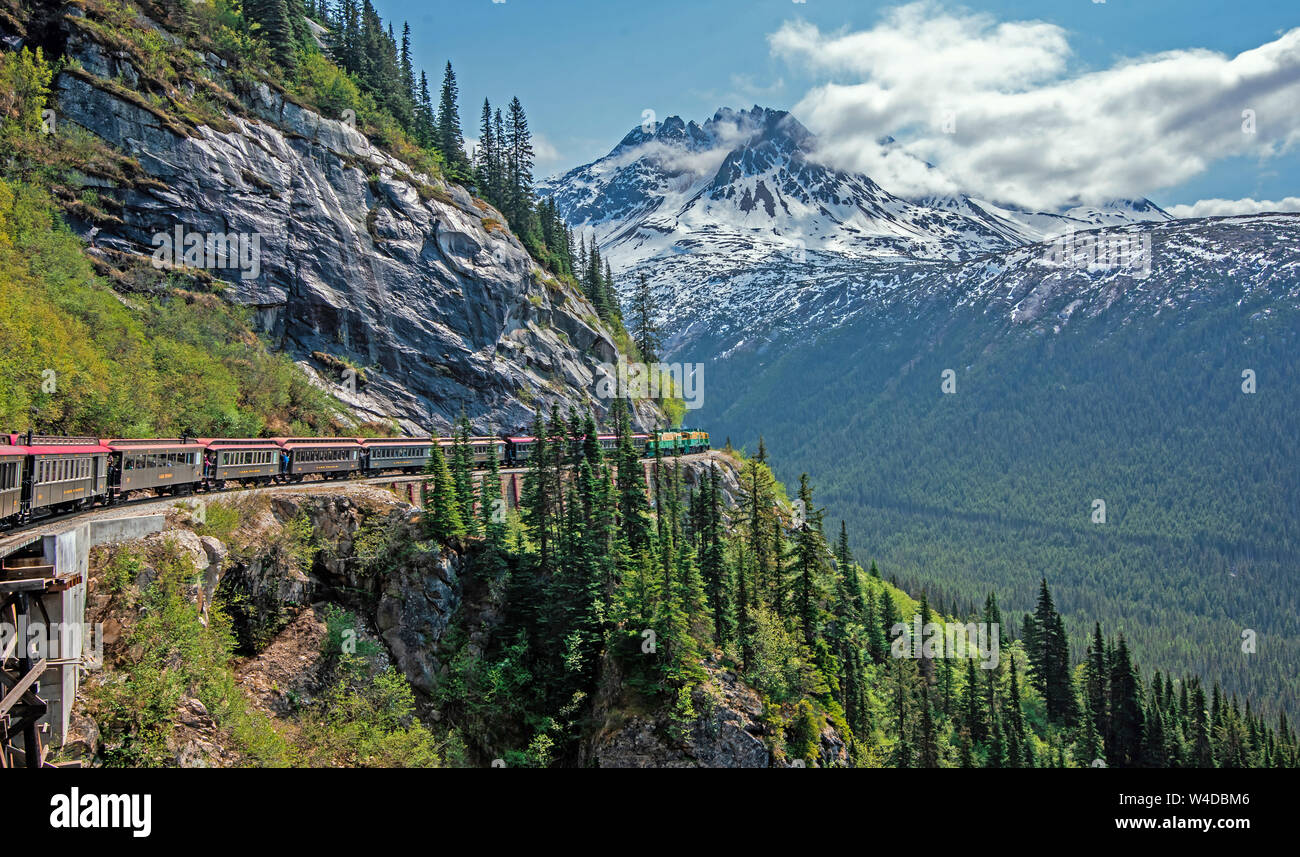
[{"left": 377, "top": 0, "right": 1298, "bottom": 213}]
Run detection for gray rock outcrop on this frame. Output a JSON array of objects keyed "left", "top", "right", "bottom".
[{"left": 49, "top": 7, "right": 660, "bottom": 435}]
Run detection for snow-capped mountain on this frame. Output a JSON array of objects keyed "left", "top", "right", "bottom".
[
  {"left": 913, "top": 194, "right": 1172, "bottom": 244},
  {"left": 542, "top": 106, "right": 1031, "bottom": 270},
  {"left": 540, "top": 106, "right": 1173, "bottom": 355},
  {"left": 541, "top": 107, "right": 1172, "bottom": 265}
]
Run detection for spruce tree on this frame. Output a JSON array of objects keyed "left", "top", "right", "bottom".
[
  {"left": 436, "top": 62, "right": 468, "bottom": 177},
  {"left": 629, "top": 273, "right": 661, "bottom": 362},
  {"left": 423, "top": 434, "right": 465, "bottom": 544}
]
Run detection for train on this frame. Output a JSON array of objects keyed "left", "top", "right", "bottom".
[{"left": 0, "top": 428, "right": 710, "bottom": 528}]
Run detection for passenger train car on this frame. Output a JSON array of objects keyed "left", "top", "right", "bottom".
[{"left": 0, "top": 429, "right": 707, "bottom": 527}]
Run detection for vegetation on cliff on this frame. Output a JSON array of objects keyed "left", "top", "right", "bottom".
[
  {"left": 0, "top": 45, "right": 343, "bottom": 436},
  {"left": 423, "top": 404, "right": 1297, "bottom": 768}
]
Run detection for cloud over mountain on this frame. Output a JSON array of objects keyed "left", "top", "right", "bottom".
[{"left": 770, "top": 3, "right": 1300, "bottom": 210}]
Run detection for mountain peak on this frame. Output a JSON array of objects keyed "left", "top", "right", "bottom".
[{"left": 541, "top": 106, "right": 1174, "bottom": 271}]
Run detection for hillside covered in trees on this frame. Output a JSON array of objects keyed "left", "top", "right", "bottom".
[
  {"left": 406, "top": 404, "right": 1297, "bottom": 768},
  {"left": 702, "top": 237, "right": 1300, "bottom": 721}
]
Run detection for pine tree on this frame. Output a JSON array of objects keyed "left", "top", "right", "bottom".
[
  {"left": 436, "top": 62, "right": 468, "bottom": 177},
  {"left": 629, "top": 273, "right": 660, "bottom": 362},
  {"left": 475, "top": 97, "right": 496, "bottom": 197},
  {"left": 247, "top": 0, "right": 299, "bottom": 73},
  {"left": 918, "top": 680, "right": 940, "bottom": 768},
  {"left": 1085, "top": 622, "right": 1109, "bottom": 744},
  {"left": 1027, "top": 579, "right": 1079, "bottom": 726},
  {"left": 478, "top": 434, "right": 505, "bottom": 548},
  {"left": 612, "top": 399, "right": 651, "bottom": 550},
  {"left": 1106, "top": 635, "right": 1145, "bottom": 768},
  {"left": 416, "top": 72, "right": 435, "bottom": 147},
  {"left": 422, "top": 434, "right": 465, "bottom": 544},
  {"left": 399, "top": 23, "right": 415, "bottom": 103},
  {"left": 504, "top": 96, "right": 535, "bottom": 231},
  {"left": 963, "top": 657, "right": 986, "bottom": 743},
  {"left": 452, "top": 414, "right": 478, "bottom": 537}
]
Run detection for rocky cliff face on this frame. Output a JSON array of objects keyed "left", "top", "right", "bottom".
[
  {"left": 583, "top": 654, "right": 849, "bottom": 768},
  {"left": 76, "top": 484, "right": 464, "bottom": 765},
  {"left": 37, "top": 3, "right": 657, "bottom": 434}
]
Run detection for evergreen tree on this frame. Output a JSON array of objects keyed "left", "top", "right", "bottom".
[
  {"left": 1027, "top": 579, "right": 1079, "bottom": 726},
  {"left": 436, "top": 62, "right": 469, "bottom": 177},
  {"left": 1106, "top": 635, "right": 1145, "bottom": 768},
  {"left": 504, "top": 96, "right": 535, "bottom": 231},
  {"left": 629, "top": 273, "right": 660, "bottom": 362},
  {"left": 452, "top": 415, "right": 478, "bottom": 537},
  {"left": 247, "top": 0, "right": 299, "bottom": 73},
  {"left": 422, "top": 434, "right": 465, "bottom": 544}
]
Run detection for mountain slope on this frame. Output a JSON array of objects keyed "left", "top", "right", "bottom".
[
  {"left": 547, "top": 106, "right": 1299, "bottom": 715},
  {"left": 702, "top": 213, "right": 1300, "bottom": 716},
  {"left": 542, "top": 105, "right": 1172, "bottom": 360},
  {"left": 9, "top": 0, "right": 658, "bottom": 437}
]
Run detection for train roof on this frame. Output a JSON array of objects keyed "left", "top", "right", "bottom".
[
  {"left": 104, "top": 438, "right": 207, "bottom": 451},
  {"left": 275, "top": 438, "right": 363, "bottom": 449},
  {"left": 195, "top": 438, "right": 281, "bottom": 447},
  {"left": 509, "top": 434, "right": 647, "bottom": 443},
  {"left": 0, "top": 444, "right": 113, "bottom": 455},
  {"left": 360, "top": 437, "right": 435, "bottom": 446},
  {"left": 0, "top": 434, "right": 111, "bottom": 455}
]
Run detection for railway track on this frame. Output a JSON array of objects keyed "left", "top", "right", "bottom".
[
  {"left": 0, "top": 453, "right": 716, "bottom": 556},
  {"left": 0, "top": 472, "right": 458, "bottom": 554}
]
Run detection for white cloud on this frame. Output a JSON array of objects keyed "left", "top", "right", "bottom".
[
  {"left": 532, "top": 133, "right": 563, "bottom": 171},
  {"left": 597, "top": 114, "right": 763, "bottom": 186},
  {"left": 769, "top": 2, "right": 1300, "bottom": 210},
  {"left": 1166, "top": 197, "right": 1300, "bottom": 218}
]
